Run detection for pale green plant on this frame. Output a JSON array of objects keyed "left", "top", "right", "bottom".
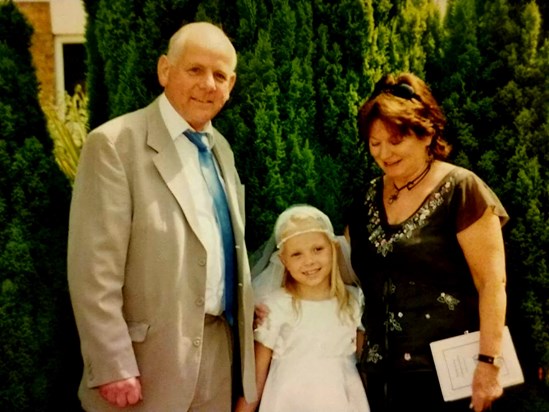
[{"left": 42, "top": 85, "right": 89, "bottom": 184}]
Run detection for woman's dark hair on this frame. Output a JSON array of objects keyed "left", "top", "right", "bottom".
[{"left": 358, "top": 73, "right": 451, "bottom": 160}]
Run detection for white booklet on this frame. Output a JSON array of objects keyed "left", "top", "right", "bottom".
[{"left": 430, "top": 326, "right": 524, "bottom": 401}]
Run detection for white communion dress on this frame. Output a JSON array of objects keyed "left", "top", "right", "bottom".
[{"left": 255, "top": 286, "right": 370, "bottom": 412}]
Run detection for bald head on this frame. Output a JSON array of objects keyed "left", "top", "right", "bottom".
[
  {"left": 157, "top": 21, "right": 238, "bottom": 131},
  {"left": 166, "top": 22, "right": 237, "bottom": 70}
]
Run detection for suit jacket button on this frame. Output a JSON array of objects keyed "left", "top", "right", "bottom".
[
  {"left": 193, "top": 338, "right": 201, "bottom": 347},
  {"left": 198, "top": 258, "right": 206, "bottom": 266},
  {"left": 195, "top": 297, "right": 205, "bottom": 306}
]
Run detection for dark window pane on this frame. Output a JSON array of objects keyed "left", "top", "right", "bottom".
[{"left": 63, "top": 43, "right": 85, "bottom": 94}]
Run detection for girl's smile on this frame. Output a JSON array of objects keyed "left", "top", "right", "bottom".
[{"left": 279, "top": 231, "right": 333, "bottom": 299}]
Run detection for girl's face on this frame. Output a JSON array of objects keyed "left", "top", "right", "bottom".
[
  {"left": 279, "top": 231, "right": 332, "bottom": 297},
  {"left": 368, "top": 118, "right": 431, "bottom": 181}
]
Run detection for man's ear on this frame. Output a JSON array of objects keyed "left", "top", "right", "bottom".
[
  {"left": 228, "top": 73, "right": 237, "bottom": 93},
  {"left": 157, "top": 55, "right": 170, "bottom": 87}
]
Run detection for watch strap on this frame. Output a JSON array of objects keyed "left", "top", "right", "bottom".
[
  {"left": 477, "top": 354, "right": 504, "bottom": 367},
  {"left": 477, "top": 354, "right": 496, "bottom": 364}
]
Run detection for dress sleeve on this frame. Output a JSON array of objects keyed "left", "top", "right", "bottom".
[
  {"left": 253, "top": 291, "right": 285, "bottom": 350},
  {"left": 453, "top": 169, "right": 510, "bottom": 232},
  {"left": 346, "top": 286, "right": 366, "bottom": 332}
]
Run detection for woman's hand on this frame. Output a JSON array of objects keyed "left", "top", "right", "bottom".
[{"left": 470, "top": 362, "right": 503, "bottom": 411}]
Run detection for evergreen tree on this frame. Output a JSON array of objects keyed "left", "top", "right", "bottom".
[
  {"left": 222, "top": 8, "right": 288, "bottom": 248},
  {"left": 0, "top": 2, "right": 75, "bottom": 409},
  {"left": 84, "top": 0, "right": 108, "bottom": 130},
  {"left": 434, "top": 0, "right": 549, "bottom": 384},
  {"left": 217, "top": 0, "right": 376, "bottom": 247},
  {"left": 310, "top": 0, "right": 374, "bottom": 231},
  {"left": 432, "top": 0, "right": 483, "bottom": 167},
  {"left": 476, "top": 3, "right": 549, "bottom": 379}
]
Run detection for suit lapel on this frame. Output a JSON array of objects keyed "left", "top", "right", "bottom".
[{"left": 146, "top": 101, "right": 205, "bottom": 246}]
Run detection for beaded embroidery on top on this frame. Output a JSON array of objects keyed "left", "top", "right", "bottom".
[{"left": 366, "top": 178, "right": 454, "bottom": 257}]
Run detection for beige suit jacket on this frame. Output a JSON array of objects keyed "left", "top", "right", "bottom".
[{"left": 67, "top": 98, "right": 256, "bottom": 411}]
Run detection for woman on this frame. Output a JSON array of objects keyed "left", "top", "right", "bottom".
[{"left": 347, "top": 73, "right": 508, "bottom": 412}]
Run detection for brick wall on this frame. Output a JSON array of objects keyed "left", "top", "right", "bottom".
[{"left": 15, "top": 2, "right": 55, "bottom": 108}]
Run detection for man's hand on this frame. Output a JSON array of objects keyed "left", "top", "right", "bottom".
[
  {"left": 99, "top": 377, "right": 143, "bottom": 408},
  {"left": 253, "top": 303, "right": 270, "bottom": 330}
]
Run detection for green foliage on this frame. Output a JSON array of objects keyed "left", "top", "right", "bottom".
[
  {"left": 83, "top": 0, "right": 108, "bottom": 130},
  {"left": 0, "top": 2, "right": 75, "bottom": 410},
  {"left": 43, "top": 86, "right": 89, "bottom": 184},
  {"left": 0, "top": 38, "right": 47, "bottom": 148},
  {"left": 432, "top": 0, "right": 549, "bottom": 388}
]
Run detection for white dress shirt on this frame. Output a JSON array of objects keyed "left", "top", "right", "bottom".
[{"left": 158, "top": 93, "right": 225, "bottom": 316}]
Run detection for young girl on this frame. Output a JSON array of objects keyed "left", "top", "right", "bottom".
[{"left": 236, "top": 205, "right": 370, "bottom": 412}]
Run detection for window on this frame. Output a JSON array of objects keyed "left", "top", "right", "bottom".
[
  {"left": 63, "top": 42, "right": 85, "bottom": 94},
  {"left": 54, "top": 35, "right": 85, "bottom": 101}
]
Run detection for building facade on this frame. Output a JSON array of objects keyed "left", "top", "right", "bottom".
[{"left": 14, "top": 0, "right": 86, "bottom": 107}]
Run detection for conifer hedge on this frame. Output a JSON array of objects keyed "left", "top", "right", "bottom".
[
  {"left": 429, "top": 0, "right": 549, "bottom": 391},
  {"left": 0, "top": 2, "right": 78, "bottom": 410}
]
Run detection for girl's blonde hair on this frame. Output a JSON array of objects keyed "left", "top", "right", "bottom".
[{"left": 275, "top": 205, "right": 357, "bottom": 323}]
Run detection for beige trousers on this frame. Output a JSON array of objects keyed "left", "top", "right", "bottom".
[{"left": 189, "top": 315, "right": 233, "bottom": 412}]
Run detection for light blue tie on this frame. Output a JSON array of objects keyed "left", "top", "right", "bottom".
[{"left": 184, "top": 130, "right": 236, "bottom": 326}]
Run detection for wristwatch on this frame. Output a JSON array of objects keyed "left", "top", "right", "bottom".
[{"left": 477, "top": 354, "right": 504, "bottom": 368}]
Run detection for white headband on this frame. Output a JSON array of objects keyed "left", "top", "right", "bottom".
[{"left": 274, "top": 204, "right": 336, "bottom": 249}]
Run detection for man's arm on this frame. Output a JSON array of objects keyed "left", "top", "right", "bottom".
[{"left": 67, "top": 130, "right": 140, "bottom": 390}]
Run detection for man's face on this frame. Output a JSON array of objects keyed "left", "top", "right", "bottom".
[{"left": 158, "top": 39, "right": 236, "bottom": 131}]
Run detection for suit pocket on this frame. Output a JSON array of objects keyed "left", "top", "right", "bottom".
[{"left": 127, "top": 321, "right": 150, "bottom": 343}]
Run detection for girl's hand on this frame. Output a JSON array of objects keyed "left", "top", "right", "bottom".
[
  {"left": 234, "top": 396, "right": 258, "bottom": 412},
  {"left": 253, "top": 303, "right": 269, "bottom": 330}
]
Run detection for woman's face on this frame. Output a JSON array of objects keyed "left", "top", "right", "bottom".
[{"left": 368, "top": 118, "right": 431, "bottom": 181}]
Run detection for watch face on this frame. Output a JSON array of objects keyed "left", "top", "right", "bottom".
[
  {"left": 493, "top": 357, "right": 504, "bottom": 368},
  {"left": 478, "top": 354, "right": 504, "bottom": 367}
]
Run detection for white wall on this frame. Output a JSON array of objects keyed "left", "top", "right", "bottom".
[{"left": 51, "top": 0, "right": 86, "bottom": 35}]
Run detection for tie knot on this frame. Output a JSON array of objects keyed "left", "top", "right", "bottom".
[{"left": 184, "top": 130, "right": 209, "bottom": 152}]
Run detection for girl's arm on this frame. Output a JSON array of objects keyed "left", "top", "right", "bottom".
[{"left": 235, "top": 342, "right": 273, "bottom": 412}]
